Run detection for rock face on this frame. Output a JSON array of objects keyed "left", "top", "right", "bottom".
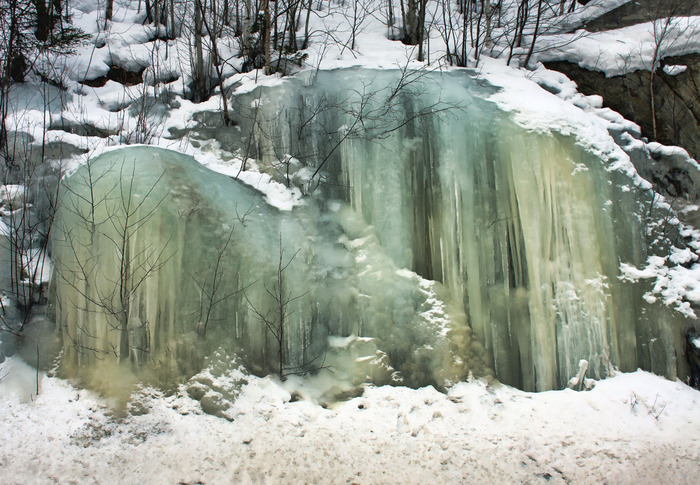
[
  {"left": 686, "top": 330, "right": 700, "bottom": 388},
  {"left": 545, "top": 55, "right": 700, "bottom": 161},
  {"left": 579, "top": 0, "right": 700, "bottom": 33},
  {"left": 546, "top": 0, "right": 700, "bottom": 202},
  {"left": 544, "top": 55, "right": 700, "bottom": 198}
]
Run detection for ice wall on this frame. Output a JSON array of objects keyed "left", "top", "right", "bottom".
[
  {"left": 51, "top": 147, "right": 487, "bottom": 391},
  {"left": 228, "top": 69, "right": 688, "bottom": 391},
  {"left": 52, "top": 69, "right": 689, "bottom": 393}
]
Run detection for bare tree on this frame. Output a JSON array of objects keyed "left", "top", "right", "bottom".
[
  {"left": 646, "top": 12, "right": 692, "bottom": 141},
  {"left": 227, "top": 59, "right": 461, "bottom": 194},
  {"left": 116, "top": 64, "right": 169, "bottom": 145},
  {"left": 0, "top": 0, "right": 86, "bottom": 154},
  {"left": 301, "top": 0, "right": 314, "bottom": 49},
  {"left": 192, "top": 203, "right": 254, "bottom": 337},
  {"left": 245, "top": 235, "right": 326, "bottom": 381},
  {"left": 105, "top": 0, "right": 113, "bottom": 27},
  {"left": 398, "top": 0, "right": 429, "bottom": 60},
  {"left": 342, "top": 0, "right": 377, "bottom": 53},
  {"left": 523, "top": 0, "right": 543, "bottom": 68},
  {"left": 53, "top": 158, "right": 172, "bottom": 363},
  {"left": 436, "top": 0, "right": 507, "bottom": 67},
  {"left": 506, "top": 0, "right": 530, "bottom": 65},
  {"left": 193, "top": 227, "right": 236, "bottom": 338},
  {"left": 1, "top": 157, "right": 62, "bottom": 328},
  {"left": 261, "top": 0, "right": 273, "bottom": 74},
  {"left": 193, "top": 0, "right": 235, "bottom": 124},
  {"left": 191, "top": 0, "right": 210, "bottom": 102},
  {"left": 305, "top": 63, "right": 461, "bottom": 189},
  {"left": 606, "top": 1, "right": 698, "bottom": 145},
  {"left": 0, "top": 81, "right": 68, "bottom": 334}
]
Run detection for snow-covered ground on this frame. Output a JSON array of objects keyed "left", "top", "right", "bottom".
[
  {"left": 1, "top": 357, "right": 700, "bottom": 484},
  {"left": 3, "top": 1, "right": 700, "bottom": 482},
  {"left": 536, "top": 16, "right": 700, "bottom": 76}
]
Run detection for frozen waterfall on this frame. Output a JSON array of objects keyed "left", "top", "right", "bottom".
[
  {"left": 51, "top": 68, "right": 689, "bottom": 393},
  {"left": 51, "top": 146, "right": 487, "bottom": 393}
]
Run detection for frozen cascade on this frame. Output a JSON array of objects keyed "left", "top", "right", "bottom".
[
  {"left": 51, "top": 68, "right": 689, "bottom": 394},
  {"left": 51, "top": 147, "right": 487, "bottom": 393},
  {"left": 223, "top": 68, "right": 688, "bottom": 391}
]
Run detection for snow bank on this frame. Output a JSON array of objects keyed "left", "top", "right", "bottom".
[
  {"left": 537, "top": 16, "right": 700, "bottom": 77},
  {"left": 1, "top": 357, "right": 699, "bottom": 483}
]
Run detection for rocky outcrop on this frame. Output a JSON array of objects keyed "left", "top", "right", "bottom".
[
  {"left": 579, "top": 0, "right": 700, "bottom": 33},
  {"left": 545, "top": 0, "right": 700, "bottom": 203},
  {"left": 545, "top": 54, "right": 700, "bottom": 162}
]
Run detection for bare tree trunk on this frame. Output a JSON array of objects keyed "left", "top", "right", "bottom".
[
  {"left": 648, "top": 16, "right": 675, "bottom": 141},
  {"left": 484, "top": 0, "right": 491, "bottom": 50},
  {"left": 417, "top": 0, "right": 427, "bottom": 61},
  {"left": 650, "top": 68, "right": 658, "bottom": 140},
  {"left": 170, "top": 0, "right": 176, "bottom": 37},
  {"left": 288, "top": 0, "right": 300, "bottom": 53},
  {"left": 523, "top": 0, "right": 542, "bottom": 68},
  {"left": 262, "top": 0, "right": 272, "bottom": 74},
  {"left": 119, "top": 310, "right": 130, "bottom": 362},
  {"left": 193, "top": 0, "right": 207, "bottom": 100},
  {"left": 276, "top": 241, "right": 286, "bottom": 379},
  {"left": 243, "top": 0, "right": 253, "bottom": 57},
  {"left": 507, "top": 0, "right": 528, "bottom": 64},
  {"left": 350, "top": 0, "right": 359, "bottom": 51},
  {"left": 272, "top": 0, "right": 279, "bottom": 52},
  {"left": 461, "top": 1, "right": 468, "bottom": 65},
  {"left": 194, "top": 0, "right": 232, "bottom": 123},
  {"left": 387, "top": 0, "right": 394, "bottom": 31},
  {"left": 105, "top": 0, "right": 113, "bottom": 27},
  {"left": 516, "top": 0, "right": 528, "bottom": 48},
  {"left": 302, "top": 0, "right": 312, "bottom": 48}
]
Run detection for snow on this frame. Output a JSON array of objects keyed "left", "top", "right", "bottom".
[
  {"left": 203, "top": 158, "right": 304, "bottom": 211},
  {"left": 21, "top": 249, "right": 53, "bottom": 285},
  {"left": 536, "top": 16, "right": 700, "bottom": 77},
  {"left": 621, "top": 254, "right": 700, "bottom": 317},
  {"left": 477, "top": 59, "right": 648, "bottom": 185},
  {"left": 0, "top": 185, "right": 25, "bottom": 212},
  {"left": 647, "top": 141, "right": 697, "bottom": 163},
  {"left": 1, "top": 357, "right": 699, "bottom": 483},
  {"left": 664, "top": 64, "right": 688, "bottom": 76}
]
